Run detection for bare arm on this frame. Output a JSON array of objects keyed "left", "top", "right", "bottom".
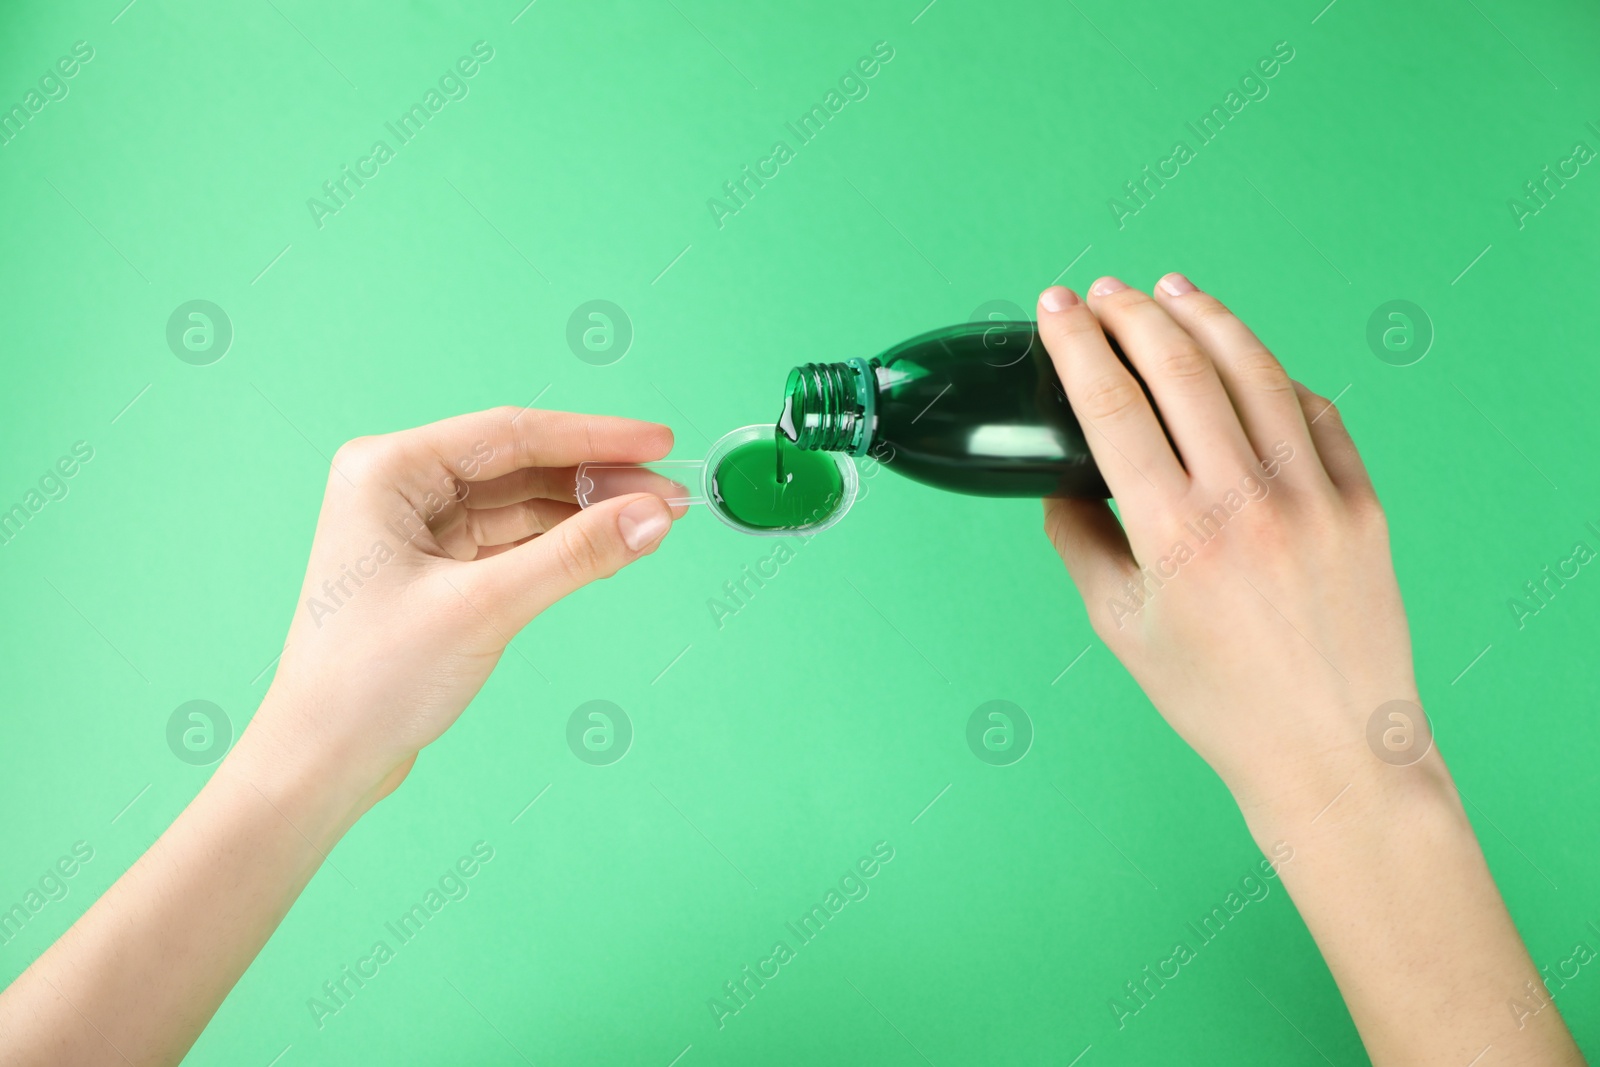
[
  {"left": 0, "top": 721, "right": 366, "bottom": 1065},
  {"left": 1035, "top": 273, "right": 1582, "bottom": 1065}
]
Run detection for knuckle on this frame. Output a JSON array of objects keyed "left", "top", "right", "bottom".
[
  {"left": 1088, "top": 604, "right": 1132, "bottom": 644},
  {"left": 533, "top": 468, "right": 565, "bottom": 501},
  {"left": 1152, "top": 344, "right": 1213, "bottom": 385},
  {"left": 1188, "top": 295, "right": 1237, "bottom": 325},
  {"left": 1183, "top": 481, "right": 1294, "bottom": 554},
  {"left": 1294, "top": 385, "right": 1331, "bottom": 415},
  {"left": 1346, "top": 490, "right": 1388, "bottom": 533},
  {"left": 1077, "top": 375, "right": 1145, "bottom": 422},
  {"left": 1238, "top": 508, "right": 1293, "bottom": 555},
  {"left": 1100, "top": 287, "right": 1151, "bottom": 315},
  {"left": 333, "top": 435, "right": 375, "bottom": 463},
  {"left": 1232, "top": 350, "right": 1293, "bottom": 393},
  {"left": 1041, "top": 500, "right": 1061, "bottom": 536},
  {"left": 509, "top": 426, "right": 534, "bottom": 470},
  {"left": 1292, "top": 490, "right": 1345, "bottom": 541},
  {"left": 1041, "top": 503, "right": 1070, "bottom": 554},
  {"left": 331, "top": 435, "right": 387, "bottom": 478},
  {"left": 440, "top": 471, "right": 470, "bottom": 503},
  {"left": 1087, "top": 613, "right": 1114, "bottom": 643},
  {"left": 554, "top": 523, "right": 607, "bottom": 581},
  {"left": 1311, "top": 398, "right": 1343, "bottom": 426},
  {"left": 518, "top": 498, "right": 550, "bottom": 533}
]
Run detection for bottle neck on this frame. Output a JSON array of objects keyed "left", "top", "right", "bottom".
[{"left": 778, "top": 358, "right": 876, "bottom": 455}]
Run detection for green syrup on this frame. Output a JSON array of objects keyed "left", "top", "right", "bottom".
[{"left": 711, "top": 435, "right": 843, "bottom": 530}]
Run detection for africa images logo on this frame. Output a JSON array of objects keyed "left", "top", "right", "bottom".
[
  {"left": 306, "top": 841, "right": 495, "bottom": 1029},
  {"left": 706, "top": 41, "right": 896, "bottom": 230},
  {"left": 706, "top": 841, "right": 895, "bottom": 1029},
  {"left": 306, "top": 42, "right": 496, "bottom": 229}
]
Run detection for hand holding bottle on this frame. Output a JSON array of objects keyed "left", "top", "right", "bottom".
[
  {"left": 1035, "top": 274, "right": 1581, "bottom": 1065},
  {"left": 1035, "top": 274, "right": 1411, "bottom": 810}
]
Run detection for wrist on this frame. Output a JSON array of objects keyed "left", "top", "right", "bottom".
[
  {"left": 217, "top": 687, "right": 393, "bottom": 845},
  {"left": 1233, "top": 747, "right": 1463, "bottom": 859},
  {"left": 1215, "top": 684, "right": 1438, "bottom": 825},
  {"left": 1231, "top": 747, "right": 1572, "bottom": 1062}
]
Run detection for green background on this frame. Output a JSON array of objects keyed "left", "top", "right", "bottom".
[{"left": 3, "top": 0, "right": 1599, "bottom": 1063}]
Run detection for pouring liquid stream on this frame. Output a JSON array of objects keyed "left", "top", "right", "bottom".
[{"left": 709, "top": 423, "right": 842, "bottom": 531}]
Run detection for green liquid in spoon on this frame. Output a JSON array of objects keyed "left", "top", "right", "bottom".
[{"left": 711, "top": 436, "right": 843, "bottom": 530}]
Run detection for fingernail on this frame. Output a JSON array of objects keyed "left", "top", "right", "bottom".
[
  {"left": 1159, "top": 272, "right": 1196, "bottom": 296},
  {"left": 1039, "top": 286, "right": 1079, "bottom": 312},
  {"left": 619, "top": 497, "right": 670, "bottom": 551},
  {"left": 1089, "top": 276, "right": 1128, "bottom": 297}
]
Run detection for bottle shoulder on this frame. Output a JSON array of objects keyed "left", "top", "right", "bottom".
[{"left": 875, "top": 320, "right": 1036, "bottom": 367}]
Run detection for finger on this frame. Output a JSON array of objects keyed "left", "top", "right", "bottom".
[
  {"left": 467, "top": 499, "right": 579, "bottom": 546},
  {"left": 458, "top": 492, "right": 675, "bottom": 630},
  {"left": 573, "top": 465, "right": 693, "bottom": 507},
  {"left": 474, "top": 535, "right": 535, "bottom": 561},
  {"left": 1085, "top": 276, "right": 1255, "bottom": 477},
  {"left": 1293, "top": 382, "right": 1375, "bottom": 500},
  {"left": 1043, "top": 497, "right": 1138, "bottom": 617},
  {"left": 412, "top": 407, "right": 675, "bottom": 483},
  {"left": 1036, "top": 286, "right": 1188, "bottom": 508},
  {"left": 432, "top": 498, "right": 577, "bottom": 562},
  {"left": 466, "top": 466, "right": 579, "bottom": 508},
  {"left": 1152, "top": 273, "right": 1315, "bottom": 471},
  {"left": 469, "top": 465, "right": 691, "bottom": 517}
]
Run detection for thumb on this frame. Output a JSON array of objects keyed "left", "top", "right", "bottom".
[
  {"left": 463, "top": 492, "right": 674, "bottom": 630},
  {"left": 1043, "top": 496, "right": 1139, "bottom": 628}
]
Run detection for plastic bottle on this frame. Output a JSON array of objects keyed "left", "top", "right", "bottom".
[{"left": 778, "top": 320, "right": 1118, "bottom": 497}]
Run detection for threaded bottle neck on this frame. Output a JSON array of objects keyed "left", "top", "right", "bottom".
[{"left": 778, "top": 360, "right": 874, "bottom": 453}]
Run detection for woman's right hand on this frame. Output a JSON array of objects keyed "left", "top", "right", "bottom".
[
  {"left": 1035, "top": 273, "right": 1421, "bottom": 813},
  {"left": 1033, "top": 273, "right": 1583, "bottom": 1066}
]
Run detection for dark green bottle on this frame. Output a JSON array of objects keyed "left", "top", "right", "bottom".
[{"left": 777, "top": 321, "right": 1122, "bottom": 498}]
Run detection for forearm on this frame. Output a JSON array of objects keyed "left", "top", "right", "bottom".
[
  {"left": 1239, "top": 752, "right": 1583, "bottom": 1066},
  {"left": 0, "top": 695, "right": 371, "bottom": 1066}
]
